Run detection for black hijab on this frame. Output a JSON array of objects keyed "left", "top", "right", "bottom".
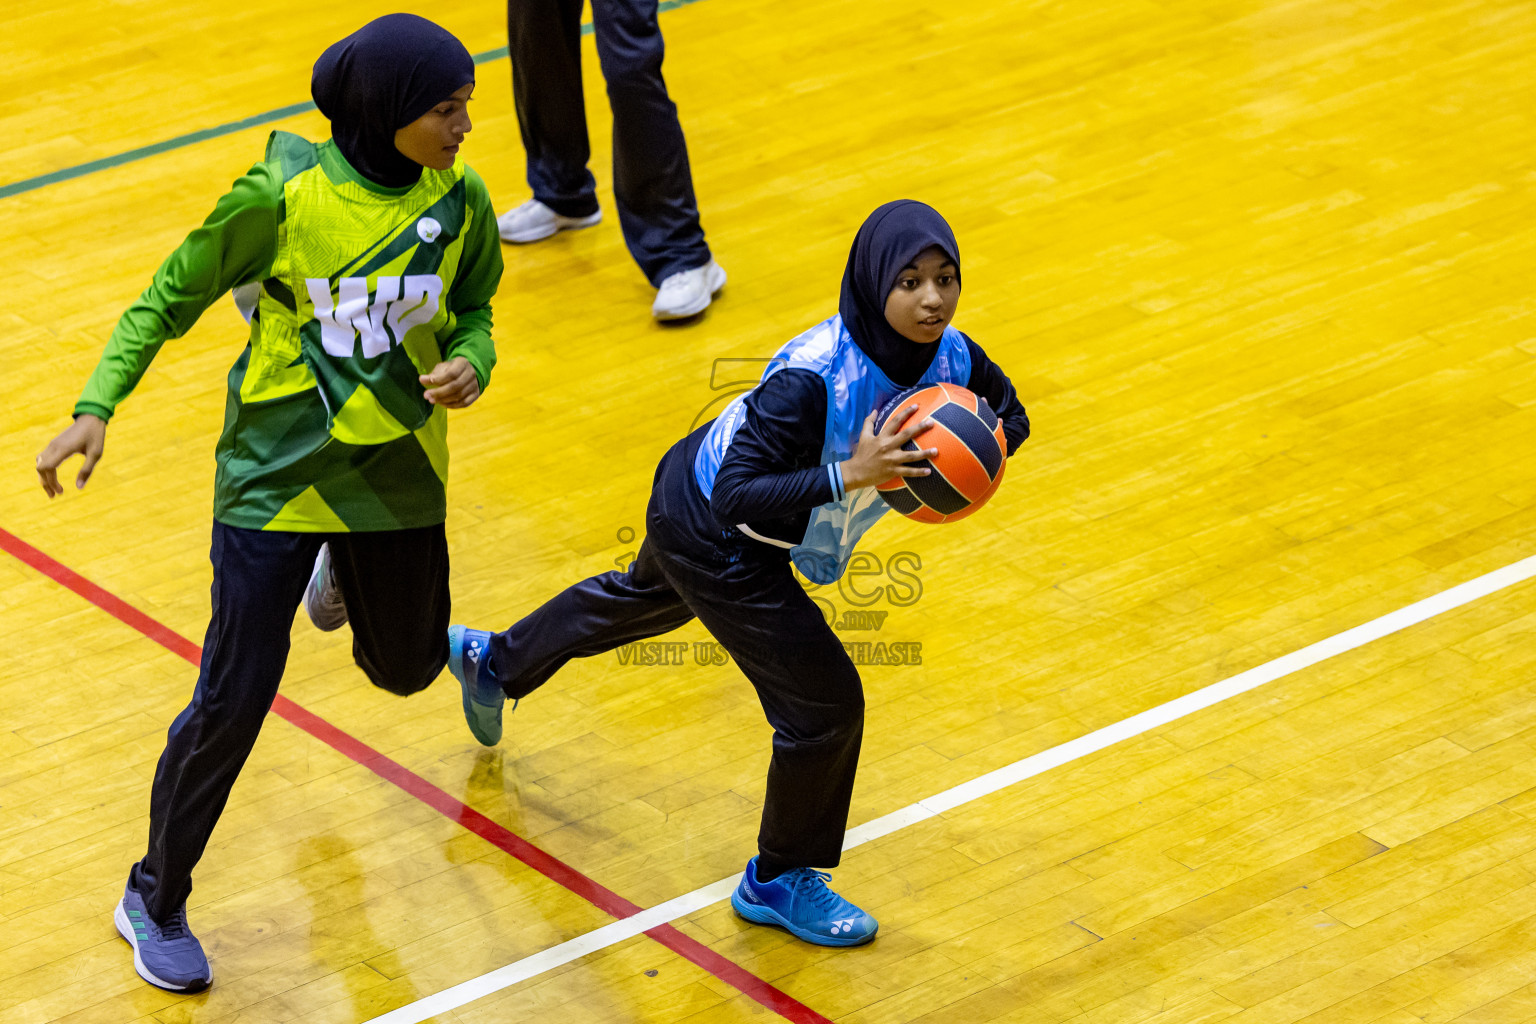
[
  {"left": 311, "top": 14, "right": 475, "bottom": 188},
  {"left": 839, "top": 200, "right": 961, "bottom": 386}
]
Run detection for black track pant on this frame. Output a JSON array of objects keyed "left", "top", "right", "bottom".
[
  {"left": 131, "top": 521, "right": 450, "bottom": 923},
  {"left": 488, "top": 519, "right": 864, "bottom": 870},
  {"left": 508, "top": 0, "right": 712, "bottom": 284}
]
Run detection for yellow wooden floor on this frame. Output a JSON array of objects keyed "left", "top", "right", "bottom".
[{"left": 5, "top": 0, "right": 1536, "bottom": 1021}]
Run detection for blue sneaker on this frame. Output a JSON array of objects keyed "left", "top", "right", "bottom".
[
  {"left": 448, "top": 624, "right": 510, "bottom": 746},
  {"left": 114, "top": 882, "right": 212, "bottom": 991},
  {"left": 730, "top": 856, "right": 878, "bottom": 946}
]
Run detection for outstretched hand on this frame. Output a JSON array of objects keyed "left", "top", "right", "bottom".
[
  {"left": 37, "top": 414, "right": 107, "bottom": 497},
  {"left": 840, "top": 405, "right": 936, "bottom": 491},
  {"left": 420, "top": 356, "right": 481, "bottom": 408}
]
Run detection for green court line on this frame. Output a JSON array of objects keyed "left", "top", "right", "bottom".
[{"left": 0, "top": 0, "right": 703, "bottom": 201}]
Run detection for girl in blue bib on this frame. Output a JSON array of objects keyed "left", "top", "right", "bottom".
[{"left": 451, "top": 200, "right": 1029, "bottom": 946}]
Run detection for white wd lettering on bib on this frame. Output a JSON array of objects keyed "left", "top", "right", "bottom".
[{"left": 305, "top": 275, "right": 443, "bottom": 358}]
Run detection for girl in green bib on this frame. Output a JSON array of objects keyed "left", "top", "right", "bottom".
[{"left": 35, "top": 14, "right": 502, "bottom": 993}]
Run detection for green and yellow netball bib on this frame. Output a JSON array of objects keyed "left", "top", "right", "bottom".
[{"left": 213, "top": 133, "right": 499, "bottom": 531}]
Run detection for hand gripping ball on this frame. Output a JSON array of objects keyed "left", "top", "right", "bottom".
[{"left": 872, "top": 382, "right": 1007, "bottom": 523}]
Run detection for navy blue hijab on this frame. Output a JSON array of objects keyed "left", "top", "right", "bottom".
[
  {"left": 311, "top": 14, "right": 475, "bottom": 188},
  {"left": 839, "top": 200, "right": 961, "bottom": 386}
]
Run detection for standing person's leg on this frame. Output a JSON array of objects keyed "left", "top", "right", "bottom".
[
  {"left": 651, "top": 548, "right": 877, "bottom": 946},
  {"left": 123, "top": 522, "right": 321, "bottom": 991},
  {"left": 447, "top": 538, "right": 696, "bottom": 743},
  {"left": 590, "top": 0, "right": 722, "bottom": 317},
  {"left": 502, "top": 0, "right": 605, "bottom": 241}
]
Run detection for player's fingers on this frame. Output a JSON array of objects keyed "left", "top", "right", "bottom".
[
  {"left": 455, "top": 377, "right": 484, "bottom": 407},
  {"left": 36, "top": 443, "right": 66, "bottom": 495},
  {"left": 892, "top": 463, "right": 932, "bottom": 477},
  {"left": 427, "top": 374, "right": 478, "bottom": 407},
  {"left": 425, "top": 359, "right": 478, "bottom": 399},
  {"left": 893, "top": 418, "right": 935, "bottom": 446},
  {"left": 77, "top": 444, "right": 103, "bottom": 489},
  {"left": 452, "top": 367, "right": 482, "bottom": 404},
  {"left": 878, "top": 404, "right": 919, "bottom": 437},
  {"left": 892, "top": 444, "right": 937, "bottom": 463}
]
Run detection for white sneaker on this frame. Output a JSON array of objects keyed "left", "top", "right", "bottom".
[
  {"left": 652, "top": 260, "right": 727, "bottom": 320},
  {"left": 303, "top": 544, "right": 348, "bottom": 632},
  {"left": 497, "top": 199, "right": 602, "bottom": 244}
]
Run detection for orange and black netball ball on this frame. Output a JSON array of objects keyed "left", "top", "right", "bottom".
[{"left": 873, "top": 382, "right": 1007, "bottom": 523}]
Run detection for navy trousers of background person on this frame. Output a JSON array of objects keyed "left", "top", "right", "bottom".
[
  {"left": 129, "top": 522, "right": 451, "bottom": 924},
  {"left": 486, "top": 517, "right": 865, "bottom": 871},
  {"left": 508, "top": 0, "right": 712, "bottom": 285}
]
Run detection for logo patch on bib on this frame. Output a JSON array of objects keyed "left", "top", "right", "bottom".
[{"left": 417, "top": 217, "right": 442, "bottom": 243}]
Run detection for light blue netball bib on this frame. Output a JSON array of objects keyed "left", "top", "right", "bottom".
[{"left": 695, "top": 314, "right": 971, "bottom": 584}]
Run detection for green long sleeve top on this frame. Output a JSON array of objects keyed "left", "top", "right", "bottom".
[{"left": 75, "top": 132, "right": 503, "bottom": 531}]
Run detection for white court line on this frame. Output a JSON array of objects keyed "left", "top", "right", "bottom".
[{"left": 366, "top": 552, "right": 1536, "bottom": 1024}]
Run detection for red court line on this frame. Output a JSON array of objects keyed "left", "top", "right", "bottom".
[{"left": 0, "top": 526, "right": 831, "bottom": 1024}]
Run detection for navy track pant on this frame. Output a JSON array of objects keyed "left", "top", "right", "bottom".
[
  {"left": 132, "top": 521, "right": 450, "bottom": 923},
  {"left": 487, "top": 517, "right": 865, "bottom": 871},
  {"left": 508, "top": 0, "right": 712, "bottom": 284}
]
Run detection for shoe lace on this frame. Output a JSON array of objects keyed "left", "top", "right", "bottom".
[
  {"left": 157, "top": 907, "right": 191, "bottom": 941},
  {"left": 782, "top": 868, "right": 842, "bottom": 913},
  {"left": 469, "top": 644, "right": 512, "bottom": 711}
]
